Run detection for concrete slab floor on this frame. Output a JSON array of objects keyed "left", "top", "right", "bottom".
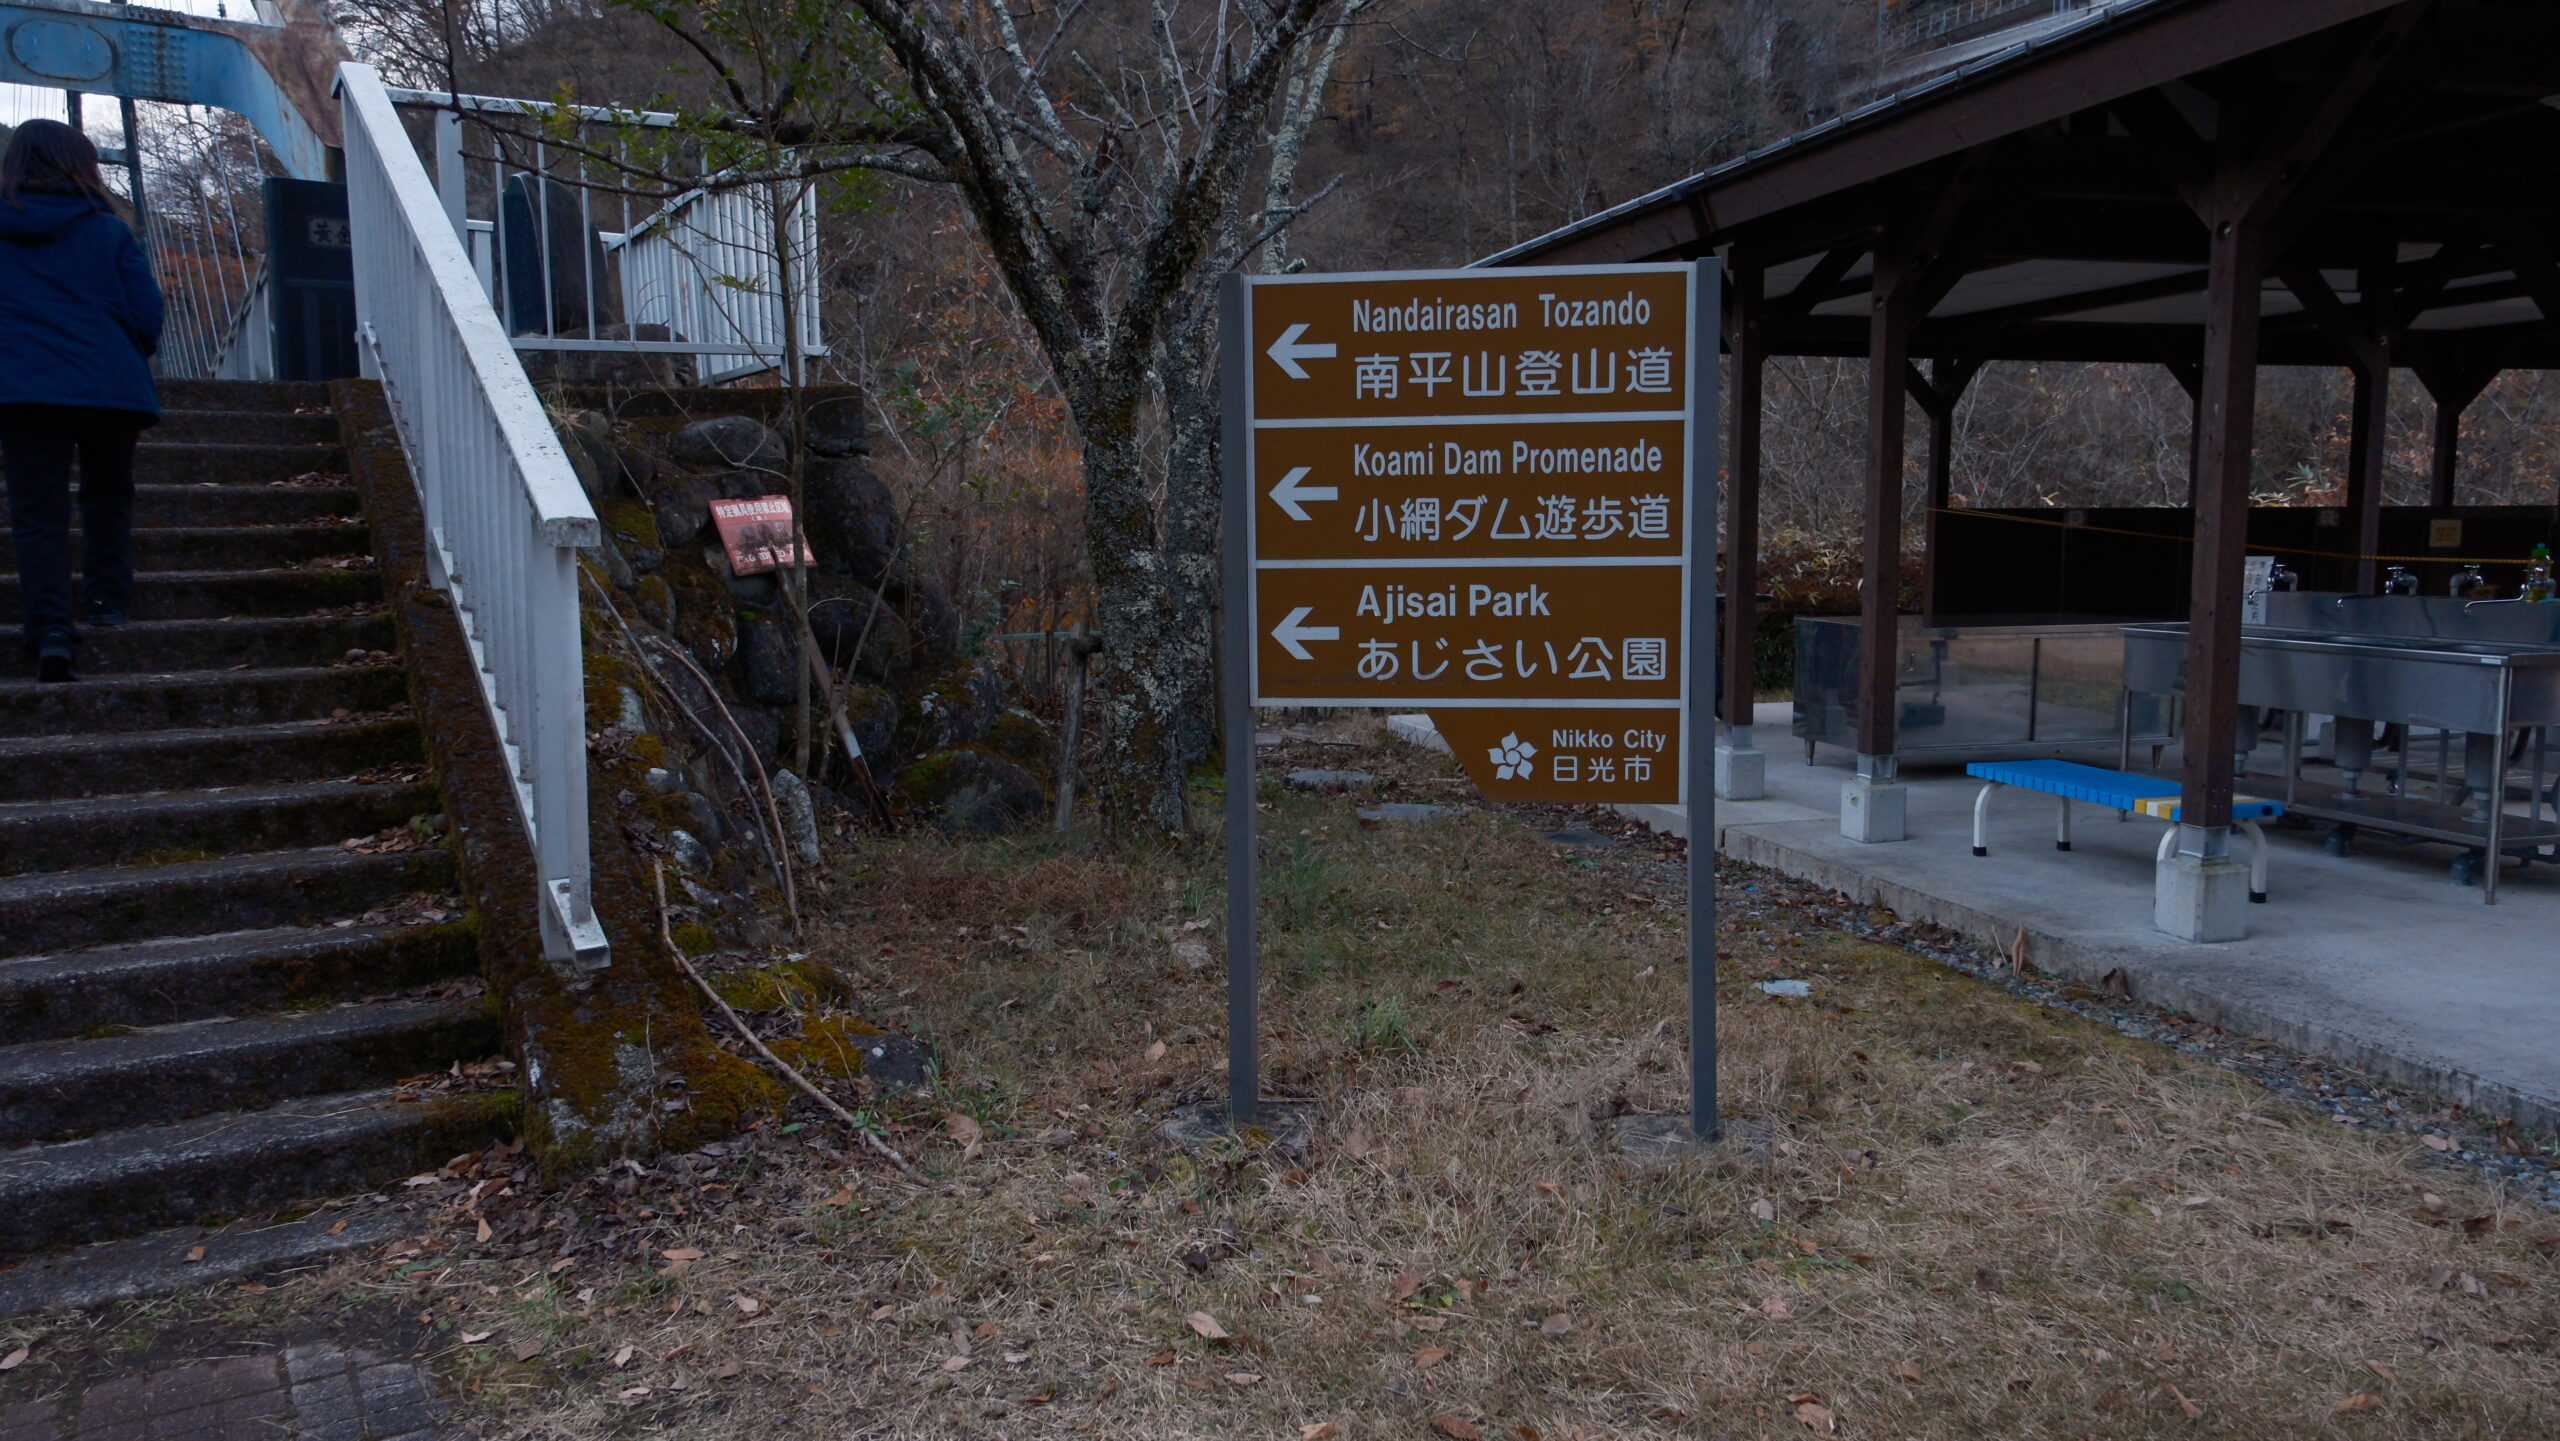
[
  {"left": 1612, "top": 702, "right": 2560, "bottom": 1136},
  {"left": 0, "top": 1345, "right": 447, "bottom": 1441}
]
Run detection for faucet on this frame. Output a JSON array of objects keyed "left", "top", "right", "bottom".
[
  {"left": 2465, "top": 595, "right": 2530, "bottom": 613},
  {"left": 2382, "top": 565, "right": 2419, "bottom": 596}
]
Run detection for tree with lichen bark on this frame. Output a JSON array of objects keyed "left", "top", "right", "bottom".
[{"left": 580, "top": 0, "right": 1369, "bottom": 836}]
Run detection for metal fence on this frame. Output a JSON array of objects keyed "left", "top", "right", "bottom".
[
  {"left": 1888, "top": 0, "right": 2081, "bottom": 49},
  {"left": 385, "top": 86, "right": 822, "bottom": 384},
  {"left": 614, "top": 180, "right": 822, "bottom": 384},
  {"left": 134, "top": 106, "right": 274, "bottom": 381},
  {"left": 339, "top": 61, "right": 608, "bottom": 969}
]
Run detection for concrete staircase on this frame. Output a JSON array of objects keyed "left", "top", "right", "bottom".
[{"left": 0, "top": 380, "right": 512, "bottom": 1259}]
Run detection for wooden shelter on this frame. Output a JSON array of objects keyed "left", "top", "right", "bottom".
[{"left": 1477, "top": 0, "right": 2560, "bottom": 884}]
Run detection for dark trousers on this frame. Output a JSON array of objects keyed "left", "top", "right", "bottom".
[{"left": 0, "top": 404, "right": 144, "bottom": 651}]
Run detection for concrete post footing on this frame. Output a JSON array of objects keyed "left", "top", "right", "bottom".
[
  {"left": 1715, "top": 742, "right": 1766, "bottom": 801},
  {"left": 1840, "top": 774, "right": 1908, "bottom": 843},
  {"left": 2154, "top": 851, "right": 2250, "bottom": 942}
]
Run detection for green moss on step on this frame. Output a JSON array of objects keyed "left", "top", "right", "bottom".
[
  {"left": 770, "top": 1013, "right": 887, "bottom": 1079},
  {"left": 708, "top": 958, "right": 831, "bottom": 1012}
]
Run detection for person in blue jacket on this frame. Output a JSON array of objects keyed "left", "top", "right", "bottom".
[{"left": 0, "top": 118, "right": 165, "bottom": 682}]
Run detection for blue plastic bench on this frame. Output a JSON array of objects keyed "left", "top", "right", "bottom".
[{"left": 1965, "top": 759, "right": 2285, "bottom": 904}]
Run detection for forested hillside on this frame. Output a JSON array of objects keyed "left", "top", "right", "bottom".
[{"left": 343, "top": 0, "right": 2560, "bottom": 636}]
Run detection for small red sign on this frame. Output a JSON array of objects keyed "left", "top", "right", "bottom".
[{"left": 709, "top": 496, "right": 814, "bottom": 576}]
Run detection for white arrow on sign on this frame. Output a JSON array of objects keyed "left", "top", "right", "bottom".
[
  {"left": 1268, "top": 466, "right": 1336, "bottom": 522},
  {"left": 1270, "top": 605, "right": 1338, "bottom": 661},
  {"left": 1265, "top": 322, "right": 1336, "bottom": 380}
]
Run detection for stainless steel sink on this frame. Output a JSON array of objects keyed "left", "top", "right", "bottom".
[{"left": 2121, "top": 618, "right": 2560, "bottom": 902}]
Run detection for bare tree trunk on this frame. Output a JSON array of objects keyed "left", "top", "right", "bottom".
[{"left": 1079, "top": 404, "right": 1213, "bottom": 834}]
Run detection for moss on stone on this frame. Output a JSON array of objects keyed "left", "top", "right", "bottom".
[
  {"left": 769, "top": 1013, "right": 888, "bottom": 1080},
  {"left": 584, "top": 647, "right": 643, "bottom": 730},
  {"left": 894, "top": 748, "right": 963, "bottom": 806},
  {"left": 708, "top": 958, "right": 830, "bottom": 1012},
  {"left": 633, "top": 574, "right": 675, "bottom": 630},
  {"left": 667, "top": 561, "right": 738, "bottom": 668},
  {"left": 669, "top": 921, "right": 717, "bottom": 956},
  {"left": 636, "top": 790, "right": 700, "bottom": 833},
  {"left": 982, "top": 709, "right": 1053, "bottom": 770},
  {"left": 598, "top": 499, "right": 662, "bottom": 552}
]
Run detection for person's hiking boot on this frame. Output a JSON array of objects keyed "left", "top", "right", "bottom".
[
  {"left": 82, "top": 601, "right": 128, "bottom": 628},
  {"left": 34, "top": 626, "right": 77, "bottom": 683}
]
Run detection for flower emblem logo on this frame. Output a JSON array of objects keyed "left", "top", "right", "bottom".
[{"left": 1489, "top": 732, "right": 1537, "bottom": 781}]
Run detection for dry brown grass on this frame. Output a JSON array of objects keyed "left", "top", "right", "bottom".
[{"left": 378, "top": 721, "right": 2560, "bottom": 1438}]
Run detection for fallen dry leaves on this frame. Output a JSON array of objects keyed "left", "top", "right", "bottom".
[
  {"left": 1186, "top": 1312, "right": 1229, "bottom": 1342},
  {"left": 943, "top": 1112, "right": 984, "bottom": 1162},
  {"left": 301, "top": 723, "right": 2560, "bottom": 1441}
]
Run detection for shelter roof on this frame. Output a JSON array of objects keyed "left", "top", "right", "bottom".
[{"left": 1476, "top": 0, "right": 2560, "bottom": 373}]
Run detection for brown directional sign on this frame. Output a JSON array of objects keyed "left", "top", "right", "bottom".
[
  {"left": 1244, "top": 264, "right": 1698, "bottom": 802},
  {"left": 1221, "top": 259, "right": 1721, "bottom": 1140},
  {"left": 1251, "top": 419, "right": 1686, "bottom": 562},
  {"left": 1248, "top": 269, "right": 1692, "bottom": 421},
  {"left": 1253, "top": 563, "right": 1682, "bottom": 704}
]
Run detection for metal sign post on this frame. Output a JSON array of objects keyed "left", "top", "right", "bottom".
[{"left": 1220, "top": 260, "right": 1720, "bottom": 1138}]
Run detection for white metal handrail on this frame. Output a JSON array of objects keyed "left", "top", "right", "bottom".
[
  {"left": 338, "top": 61, "right": 610, "bottom": 970},
  {"left": 383, "top": 85, "right": 826, "bottom": 379},
  {"left": 612, "top": 181, "right": 823, "bottom": 384}
]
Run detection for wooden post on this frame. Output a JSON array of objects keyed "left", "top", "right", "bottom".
[
  {"left": 2181, "top": 208, "right": 2267, "bottom": 853},
  {"left": 2344, "top": 364, "right": 2386, "bottom": 593},
  {"left": 2418, "top": 362, "right": 2494, "bottom": 510},
  {"left": 1857, "top": 244, "right": 1915, "bottom": 767},
  {"left": 1721, "top": 255, "right": 1765, "bottom": 738},
  {"left": 2343, "top": 257, "right": 2393, "bottom": 594}
]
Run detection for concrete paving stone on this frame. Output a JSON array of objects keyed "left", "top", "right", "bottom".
[
  {"left": 359, "top": 1402, "right": 433, "bottom": 1437},
  {"left": 68, "top": 1377, "right": 150, "bottom": 1425},
  {"left": 282, "top": 1374, "right": 355, "bottom": 1433},
  {"left": 209, "top": 1394, "right": 290, "bottom": 1428},
  {"left": 0, "top": 1399, "right": 60, "bottom": 1441},
  {"left": 352, "top": 1365, "right": 418, "bottom": 1403},
  {"left": 196, "top": 1358, "right": 281, "bottom": 1409}
]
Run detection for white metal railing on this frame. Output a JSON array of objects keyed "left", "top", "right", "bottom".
[
  {"left": 338, "top": 61, "right": 609, "bottom": 970},
  {"left": 1890, "top": 0, "right": 2081, "bottom": 48},
  {"left": 383, "top": 85, "right": 824, "bottom": 383},
  {"left": 612, "top": 181, "right": 822, "bottom": 384}
]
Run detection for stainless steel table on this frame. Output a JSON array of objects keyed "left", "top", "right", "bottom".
[{"left": 2122, "top": 623, "right": 2560, "bottom": 902}]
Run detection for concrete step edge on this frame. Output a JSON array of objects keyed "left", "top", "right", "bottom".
[
  {"left": 0, "top": 997, "right": 498, "bottom": 1146},
  {"left": 0, "top": 1086, "right": 509, "bottom": 1258},
  {"left": 0, "top": 922, "right": 476, "bottom": 1044}
]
